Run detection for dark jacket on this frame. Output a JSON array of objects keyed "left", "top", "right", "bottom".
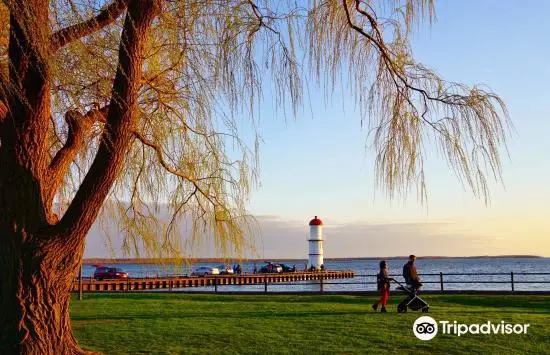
[
  {"left": 377, "top": 269, "right": 391, "bottom": 290},
  {"left": 403, "top": 261, "right": 419, "bottom": 285}
]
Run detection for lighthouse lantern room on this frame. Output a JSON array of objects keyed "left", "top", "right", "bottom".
[{"left": 308, "top": 216, "right": 324, "bottom": 270}]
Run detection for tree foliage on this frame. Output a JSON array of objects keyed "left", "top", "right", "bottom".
[{"left": 0, "top": 0, "right": 510, "bottom": 258}]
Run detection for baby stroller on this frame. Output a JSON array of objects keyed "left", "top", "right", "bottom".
[{"left": 393, "top": 280, "right": 430, "bottom": 313}]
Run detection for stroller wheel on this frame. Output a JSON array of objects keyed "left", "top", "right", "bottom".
[
  {"left": 397, "top": 306, "right": 407, "bottom": 313},
  {"left": 422, "top": 307, "right": 429, "bottom": 313}
]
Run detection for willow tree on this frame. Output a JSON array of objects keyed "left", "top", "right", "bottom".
[{"left": 0, "top": 0, "right": 509, "bottom": 353}]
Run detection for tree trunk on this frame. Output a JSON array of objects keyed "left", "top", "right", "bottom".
[
  {"left": 0, "top": 230, "right": 90, "bottom": 355},
  {"left": 0, "top": 1, "right": 160, "bottom": 354}
]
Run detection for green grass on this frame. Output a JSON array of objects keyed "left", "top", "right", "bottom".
[{"left": 70, "top": 293, "right": 550, "bottom": 355}]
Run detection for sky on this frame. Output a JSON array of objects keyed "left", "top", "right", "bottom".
[{"left": 84, "top": 0, "right": 550, "bottom": 258}]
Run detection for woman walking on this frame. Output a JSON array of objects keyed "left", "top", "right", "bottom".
[{"left": 373, "top": 261, "right": 392, "bottom": 312}]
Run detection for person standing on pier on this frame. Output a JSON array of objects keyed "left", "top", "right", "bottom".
[{"left": 373, "top": 261, "right": 392, "bottom": 312}]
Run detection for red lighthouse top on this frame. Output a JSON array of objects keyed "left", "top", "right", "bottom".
[{"left": 309, "top": 216, "right": 323, "bottom": 226}]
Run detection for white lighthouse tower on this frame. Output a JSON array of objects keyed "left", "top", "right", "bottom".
[{"left": 308, "top": 216, "right": 324, "bottom": 270}]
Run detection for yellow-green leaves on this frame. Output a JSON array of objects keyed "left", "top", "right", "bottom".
[{"left": 41, "top": 0, "right": 507, "bottom": 259}]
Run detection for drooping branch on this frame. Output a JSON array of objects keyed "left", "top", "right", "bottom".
[
  {"left": 44, "top": 105, "right": 109, "bottom": 209},
  {"left": 53, "top": 0, "right": 160, "bottom": 238},
  {"left": 348, "top": 1, "right": 447, "bottom": 111},
  {"left": 337, "top": 0, "right": 509, "bottom": 202},
  {"left": 51, "top": 0, "right": 128, "bottom": 51},
  {"left": 133, "top": 131, "right": 217, "bottom": 206},
  {"left": 133, "top": 130, "right": 240, "bottom": 247}
]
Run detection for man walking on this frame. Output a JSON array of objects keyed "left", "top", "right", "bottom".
[{"left": 403, "top": 255, "right": 422, "bottom": 291}]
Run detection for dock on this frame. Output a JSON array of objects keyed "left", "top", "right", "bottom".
[{"left": 72, "top": 270, "right": 355, "bottom": 292}]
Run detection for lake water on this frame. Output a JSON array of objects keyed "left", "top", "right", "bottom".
[{"left": 81, "top": 257, "right": 550, "bottom": 292}]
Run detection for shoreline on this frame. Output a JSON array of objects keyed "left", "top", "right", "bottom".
[{"left": 83, "top": 255, "right": 544, "bottom": 265}]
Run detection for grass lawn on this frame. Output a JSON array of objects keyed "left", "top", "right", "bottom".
[{"left": 70, "top": 293, "right": 550, "bottom": 355}]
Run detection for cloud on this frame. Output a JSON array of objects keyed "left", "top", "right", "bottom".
[
  {"left": 253, "top": 218, "right": 496, "bottom": 258},
  {"left": 84, "top": 213, "right": 497, "bottom": 258}
]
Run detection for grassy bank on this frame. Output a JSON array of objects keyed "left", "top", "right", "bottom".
[{"left": 70, "top": 293, "right": 550, "bottom": 354}]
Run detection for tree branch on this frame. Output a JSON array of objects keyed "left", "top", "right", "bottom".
[
  {"left": 51, "top": 0, "right": 128, "bottom": 51},
  {"left": 346, "top": 1, "right": 458, "bottom": 110},
  {"left": 339, "top": 0, "right": 508, "bottom": 203},
  {"left": 133, "top": 131, "right": 234, "bottom": 222},
  {"left": 44, "top": 106, "right": 109, "bottom": 208},
  {"left": 52, "top": 0, "right": 160, "bottom": 239},
  {"left": 133, "top": 131, "right": 206, "bottom": 189}
]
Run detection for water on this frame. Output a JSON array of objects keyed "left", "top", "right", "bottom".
[{"left": 81, "top": 257, "right": 550, "bottom": 292}]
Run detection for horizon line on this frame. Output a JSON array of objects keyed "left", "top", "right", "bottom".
[{"left": 82, "top": 254, "right": 546, "bottom": 265}]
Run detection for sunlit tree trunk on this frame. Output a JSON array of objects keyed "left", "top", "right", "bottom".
[
  {"left": 0, "top": 1, "right": 159, "bottom": 353},
  {"left": 0, "top": 232, "right": 87, "bottom": 354}
]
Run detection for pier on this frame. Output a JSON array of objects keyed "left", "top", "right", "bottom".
[{"left": 72, "top": 270, "right": 355, "bottom": 292}]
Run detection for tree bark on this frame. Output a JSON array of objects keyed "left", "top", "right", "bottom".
[
  {"left": 0, "top": 231, "right": 89, "bottom": 355},
  {"left": 0, "top": 1, "right": 160, "bottom": 354},
  {"left": 51, "top": 0, "right": 129, "bottom": 51}
]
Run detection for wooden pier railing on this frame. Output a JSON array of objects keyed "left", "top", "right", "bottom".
[{"left": 72, "top": 270, "right": 355, "bottom": 292}]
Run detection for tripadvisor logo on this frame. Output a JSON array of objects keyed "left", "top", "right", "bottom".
[
  {"left": 412, "top": 316, "right": 530, "bottom": 340},
  {"left": 413, "top": 316, "right": 438, "bottom": 340}
]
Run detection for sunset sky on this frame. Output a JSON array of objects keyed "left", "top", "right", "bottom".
[{"left": 85, "top": 0, "right": 550, "bottom": 258}]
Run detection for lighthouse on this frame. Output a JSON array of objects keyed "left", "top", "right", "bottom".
[{"left": 308, "top": 216, "right": 324, "bottom": 270}]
